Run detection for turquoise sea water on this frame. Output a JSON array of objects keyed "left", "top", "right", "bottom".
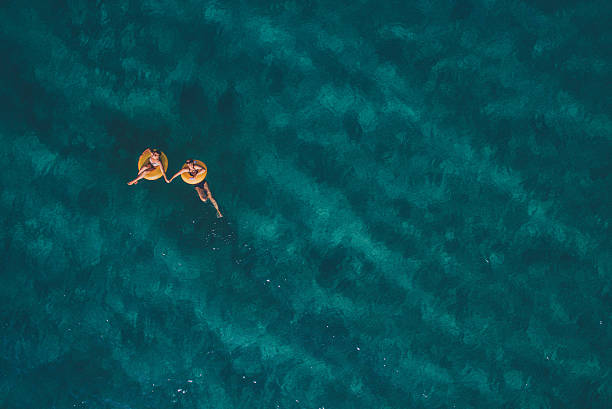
[{"left": 1, "top": 1, "right": 611, "bottom": 408}]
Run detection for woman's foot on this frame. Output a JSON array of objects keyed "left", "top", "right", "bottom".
[
  {"left": 216, "top": 212, "right": 223, "bottom": 218},
  {"left": 127, "top": 180, "right": 138, "bottom": 185}
]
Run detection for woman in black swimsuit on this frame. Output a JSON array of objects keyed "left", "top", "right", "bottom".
[{"left": 168, "top": 159, "right": 223, "bottom": 218}]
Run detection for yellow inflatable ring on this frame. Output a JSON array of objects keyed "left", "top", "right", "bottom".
[
  {"left": 137, "top": 150, "right": 168, "bottom": 180},
  {"left": 181, "top": 160, "right": 207, "bottom": 184}
]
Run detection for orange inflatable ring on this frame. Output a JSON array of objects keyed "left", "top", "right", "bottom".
[
  {"left": 137, "top": 150, "right": 169, "bottom": 181},
  {"left": 181, "top": 160, "right": 207, "bottom": 184}
]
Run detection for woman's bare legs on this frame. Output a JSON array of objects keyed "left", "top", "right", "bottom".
[
  {"left": 195, "top": 181, "right": 223, "bottom": 217},
  {"left": 195, "top": 185, "right": 208, "bottom": 202},
  {"left": 127, "top": 165, "right": 154, "bottom": 185}
]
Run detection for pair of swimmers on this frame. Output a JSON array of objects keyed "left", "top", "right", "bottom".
[{"left": 127, "top": 148, "right": 223, "bottom": 218}]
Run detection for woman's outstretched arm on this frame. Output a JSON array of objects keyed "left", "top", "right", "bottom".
[
  {"left": 168, "top": 168, "right": 190, "bottom": 183},
  {"left": 159, "top": 163, "right": 170, "bottom": 183}
]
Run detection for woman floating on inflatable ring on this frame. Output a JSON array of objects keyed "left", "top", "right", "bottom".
[
  {"left": 168, "top": 159, "right": 223, "bottom": 218},
  {"left": 127, "top": 148, "right": 169, "bottom": 185}
]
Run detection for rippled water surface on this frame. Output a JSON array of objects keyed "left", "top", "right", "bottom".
[{"left": 1, "top": 0, "right": 611, "bottom": 408}]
